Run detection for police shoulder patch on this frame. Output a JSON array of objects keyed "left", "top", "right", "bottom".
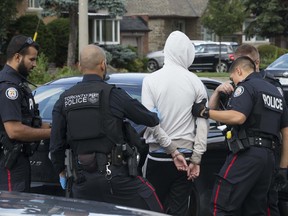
[
  {"left": 5, "top": 87, "right": 18, "bottom": 100},
  {"left": 233, "top": 86, "right": 244, "bottom": 97}
]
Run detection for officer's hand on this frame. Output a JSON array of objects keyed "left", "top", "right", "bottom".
[
  {"left": 192, "top": 99, "right": 207, "bottom": 118},
  {"left": 274, "top": 168, "right": 288, "bottom": 191},
  {"left": 59, "top": 172, "right": 67, "bottom": 190}
]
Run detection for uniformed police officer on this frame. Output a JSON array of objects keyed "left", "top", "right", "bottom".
[
  {"left": 192, "top": 56, "right": 288, "bottom": 215},
  {"left": 49, "top": 44, "right": 163, "bottom": 212},
  {"left": 209, "top": 44, "right": 288, "bottom": 216},
  {"left": 0, "top": 35, "right": 51, "bottom": 192}
]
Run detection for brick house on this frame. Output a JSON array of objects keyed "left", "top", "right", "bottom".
[
  {"left": 124, "top": 0, "right": 209, "bottom": 54},
  {"left": 17, "top": 0, "right": 42, "bottom": 17}
]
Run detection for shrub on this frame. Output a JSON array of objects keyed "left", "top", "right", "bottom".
[
  {"left": 257, "top": 44, "right": 288, "bottom": 69},
  {"left": 9, "top": 15, "right": 56, "bottom": 62},
  {"left": 47, "top": 18, "right": 69, "bottom": 67},
  {"left": 103, "top": 45, "right": 148, "bottom": 72},
  {"left": 29, "top": 53, "right": 53, "bottom": 85},
  {"left": 54, "top": 66, "right": 81, "bottom": 79}
]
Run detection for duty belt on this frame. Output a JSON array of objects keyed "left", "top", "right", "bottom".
[{"left": 248, "top": 137, "right": 275, "bottom": 149}]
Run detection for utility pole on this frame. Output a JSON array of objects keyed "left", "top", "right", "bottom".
[{"left": 78, "top": 0, "right": 89, "bottom": 58}]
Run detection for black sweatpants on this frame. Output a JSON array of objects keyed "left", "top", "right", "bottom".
[
  {"left": 210, "top": 146, "right": 275, "bottom": 216},
  {"left": 145, "top": 153, "right": 194, "bottom": 216}
]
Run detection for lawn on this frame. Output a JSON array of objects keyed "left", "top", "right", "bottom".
[{"left": 196, "top": 72, "right": 229, "bottom": 78}]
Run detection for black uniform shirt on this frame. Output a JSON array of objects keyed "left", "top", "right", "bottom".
[
  {"left": 228, "top": 72, "right": 288, "bottom": 138},
  {"left": 50, "top": 74, "right": 159, "bottom": 173},
  {"left": 0, "top": 64, "right": 34, "bottom": 123}
]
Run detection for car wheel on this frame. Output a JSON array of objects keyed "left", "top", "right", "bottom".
[
  {"left": 147, "top": 59, "right": 159, "bottom": 72},
  {"left": 215, "top": 62, "right": 228, "bottom": 73}
]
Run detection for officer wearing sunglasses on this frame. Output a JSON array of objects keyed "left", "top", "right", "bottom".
[{"left": 0, "top": 35, "right": 51, "bottom": 192}]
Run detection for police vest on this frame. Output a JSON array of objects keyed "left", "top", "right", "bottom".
[
  {"left": 62, "top": 81, "right": 124, "bottom": 155},
  {"left": 0, "top": 80, "right": 39, "bottom": 134},
  {"left": 244, "top": 85, "right": 283, "bottom": 140}
]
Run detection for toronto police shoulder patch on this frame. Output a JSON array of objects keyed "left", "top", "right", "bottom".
[
  {"left": 233, "top": 86, "right": 244, "bottom": 98},
  {"left": 5, "top": 87, "right": 18, "bottom": 100}
]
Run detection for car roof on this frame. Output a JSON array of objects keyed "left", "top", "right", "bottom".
[
  {"left": 44, "top": 73, "right": 220, "bottom": 86},
  {"left": 0, "top": 191, "right": 167, "bottom": 216}
]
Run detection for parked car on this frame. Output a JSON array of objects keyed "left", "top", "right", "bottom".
[
  {"left": 0, "top": 190, "right": 168, "bottom": 216},
  {"left": 263, "top": 53, "right": 288, "bottom": 102},
  {"left": 30, "top": 73, "right": 288, "bottom": 216},
  {"left": 189, "top": 43, "right": 235, "bottom": 72},
  {"left": 146, "top": 42, "right": 236, "bottom": 73}
]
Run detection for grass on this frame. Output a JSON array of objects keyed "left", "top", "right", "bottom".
[{"left": 196, "top": 72, "right": 229, "bottom": 77}]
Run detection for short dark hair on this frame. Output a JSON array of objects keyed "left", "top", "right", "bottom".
[
  {"left": 235, "top": 44, "right": 259, "bottom": 60},
  {"left": 6, "top": 35, "right": 39, "bottom": 60},
  {"left": 229, "top": 56, "right": 256, "bottom": 73}
]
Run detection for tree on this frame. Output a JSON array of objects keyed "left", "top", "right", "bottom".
[
  {"left": 201, "top": 0, "right": 246, "bottom": 72},
  {"left": 0, "top": 0, "right": 24, "bottom": 51},
  {"left": 243, "top": 0, "right": 288, "bottom": 38},
  {"left": 47, "top": 18, "right": 69, "bottom": 66},
  {"left": 12, "top": 15, "right": 56, "bottom": 62},
  {"left": 40, "top": 0, "right": 126, "bottom": 67}
]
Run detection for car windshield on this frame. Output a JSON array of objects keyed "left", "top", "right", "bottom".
[
  {"left": 34, "top": 85, "right": 74, "bottom": 121},
  {"left": 267, "top": 54, "right": 288, "bottom": 69}
]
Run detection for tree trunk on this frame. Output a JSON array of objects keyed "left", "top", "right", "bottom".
[
  {"left": 67, "top": 5, "right": 78, "bottom": 67},
  {"left": 218, "top": 36, "right": 222, "bottom": 73}
]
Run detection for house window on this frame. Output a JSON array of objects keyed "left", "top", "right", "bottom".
[
  {"left": 175, "top": 20, "right": 185, "bottom": 32},
  {"left": 92, "top": 19, "right": 120, "bottom": 45},
  {"left": 28, "top": 0, "right": 41, "bottom": 8}
]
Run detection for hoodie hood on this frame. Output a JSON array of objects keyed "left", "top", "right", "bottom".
[{"left": 163, "top": 31, "right": 195, "bottom": 69}]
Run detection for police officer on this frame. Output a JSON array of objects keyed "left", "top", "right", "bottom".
[
  {"left": 209, "top": 44, "right": 288, "bottom": 216},
  {"left": 193, "top": 56, "right": 288, "bottom": 215},
  {"left": 0, "top": 35, "right": 51, "bottom": 192},
  {"left": 50, "top": 44, "right": 163, "bottom": 212}
]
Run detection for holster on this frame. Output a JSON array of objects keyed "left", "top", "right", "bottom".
[
  {"left": 227, "top": 127, "right": 250, "bottom": 154},
  {"left": 23, "top": 141, "right": 40, "bottom": 157},
  {"left": 0, "top": 133, "right": 23, "bottom": 169}
]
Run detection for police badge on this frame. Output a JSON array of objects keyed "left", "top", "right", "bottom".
[{"left": 88, "top": 93, "right": 99, "bottom": 104}]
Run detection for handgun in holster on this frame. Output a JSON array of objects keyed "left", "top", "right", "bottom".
[
  {"left": 122, "top": 143, "right": 138, "bottom": 177},
  {"left": 0, "top": 134, "right": 22, "bottom": 170},
  {"left": 65, "top": 148, "right": 84, "bottom": 197}
]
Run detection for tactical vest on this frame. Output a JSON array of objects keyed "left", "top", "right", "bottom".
[
  {"left": 244, "top": 88, "right": 283, "bottom": 140},
  {"left": 0, "top": 81, "right": 39, "bottom": 134},
  {"left": 62, "top": 81, "right": 124, "bottom": 155}
]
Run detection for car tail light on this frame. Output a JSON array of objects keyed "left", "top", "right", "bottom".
[{"left": 228, "top": 54, "right": 235, "bottom": 61}]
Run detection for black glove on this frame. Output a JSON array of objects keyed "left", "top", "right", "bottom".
[
  {"left": 192, "top": 99, "right": 209, "bottom": 119},
  {"left": 274, "top": 168, "right": 288, "bottom": 191}
]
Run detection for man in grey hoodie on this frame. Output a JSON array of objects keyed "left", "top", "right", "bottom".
[{"left": 142, "top": 31, "right": 209, "bottom": 215}]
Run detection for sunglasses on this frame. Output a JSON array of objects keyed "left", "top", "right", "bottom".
[{"left": 16, "top": 37, "right": 34, "bottom": 54}]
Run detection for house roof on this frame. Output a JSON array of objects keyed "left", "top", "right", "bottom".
[
  {"left": 124, "top": 0, "right": 209, "bottom": 17},
  {"left": 120, "top": 16, "right": 150, "bottom": 32}
]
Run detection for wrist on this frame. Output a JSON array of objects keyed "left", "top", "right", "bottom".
[{"left": 201, "top": 107, "right": 210, "bottom": 119}]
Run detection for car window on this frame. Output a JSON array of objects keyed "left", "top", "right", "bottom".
[
  {"left": 34, "top": 85, "right": 71, "bottom": 120},
  {"left": 116, "top": 85, "right": 142, "bottom": 102},
  {"left": 268, "top": 54, "right": 288, "bottom": 69}
]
